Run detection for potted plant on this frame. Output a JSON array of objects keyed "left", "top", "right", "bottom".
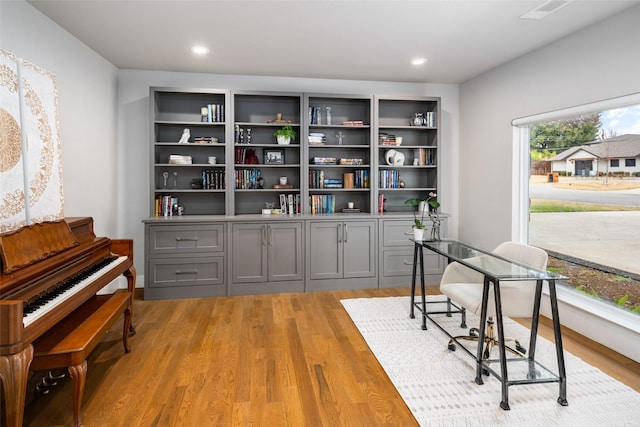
[
  {"left": 274, "top": 125, "right": 296, "bottom": 145},
  {"left": 404, "top": 192, "right": 440, "bottom": 241}
]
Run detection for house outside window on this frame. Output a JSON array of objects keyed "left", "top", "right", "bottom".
[
  {"left": 626, "top": 158, "right": 636, "bottom": 167},
  {"left": 611, "top": 159, "right": 619, "bottom": 167}
]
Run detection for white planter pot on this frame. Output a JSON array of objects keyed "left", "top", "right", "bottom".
[
  {"left": 277, "top": 135, "right": 291, "bottom": 145},
  {"left": 413, "top": 227, "right": 425, "bottom": 241}
]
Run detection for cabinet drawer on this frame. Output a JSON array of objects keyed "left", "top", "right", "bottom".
[
  {"left": 381, "top": 220, "right": 415, "bottom": 247},
  {"left": 382, "top": 249, "right": 443, "bottom": 277},
  {"left": 148, "top": 224, "right": 225, "bottom": 254},
  {"left": 148, "top": 256, "right": 224, "bottom": 288}
]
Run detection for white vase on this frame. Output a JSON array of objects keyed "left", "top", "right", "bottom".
[
  {"left": 277, "top": 135, "right": 290, "bottom": 145},
  {"left": 413, "top": 227, "right": 425, "bottom": 241}
]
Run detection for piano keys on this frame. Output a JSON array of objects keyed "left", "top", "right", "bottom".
[{"left": 0, "top": 217, "right": 135, "bottom": 427}]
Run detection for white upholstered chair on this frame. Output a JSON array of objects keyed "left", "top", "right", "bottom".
[{"left": 439, "top": 241, "right": 548, "bottom": 359}]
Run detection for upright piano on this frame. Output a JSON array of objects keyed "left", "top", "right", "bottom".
[{"left": 0, "top": 217, "right": 135, "bottom": 427}]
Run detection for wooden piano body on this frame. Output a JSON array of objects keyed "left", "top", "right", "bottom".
[{"left": 0, "top": 217, "right": 135, "bottom": 427}]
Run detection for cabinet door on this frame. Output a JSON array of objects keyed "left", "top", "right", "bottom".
[
  {"left": 309, "top": 221, "right": 343, "bottom": 280},
  {"left": 232, "top": 223, "right": 267, "bottom": 283},
  {"left": 343, "top": 221, "right": 376, "bottom": 278},
  {"left": 267, "top": 222, "right": 303, "bottom": 282}
]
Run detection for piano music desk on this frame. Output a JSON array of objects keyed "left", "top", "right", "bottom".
[{"left": 30, "top": 291, "right": 132, "bottom": 427}]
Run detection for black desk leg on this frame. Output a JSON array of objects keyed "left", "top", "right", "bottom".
[
  {"left": 549, "top": 279, "right": 569, "bottom": 406},
  {"left": 419, "top": 245, "right": 427, "bottom": 330},
  {"left": 410, "top": 242, "right": 418, "bottom": 319},
  {"left": 475, "top": 276, "right": 490, "bottom": 386},
  {"left": 493, "top": 279, "right": 510, "bottom": 410},
  {"left": 527, "top": 280, "right": 544, "bottom": 379}
]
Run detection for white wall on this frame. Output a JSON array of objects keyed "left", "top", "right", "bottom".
[
  {"left": 458, "top": 5, "right": 640, "bottom": 362},
  {"left": 458, "top": 5, "right": 640, "bottom": 250},
  {"left": 1, "top": 0, "right": 119, "bottom": 238},
  {"left": 117, "top": 71, "right": 459, "bottom": 277}
]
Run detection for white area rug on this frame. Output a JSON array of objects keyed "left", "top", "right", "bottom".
[{"left": 341, "top": 296, "right": 640, "bottom": 426}]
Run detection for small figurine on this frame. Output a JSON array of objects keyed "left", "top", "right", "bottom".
[{"left": 178, "top": 128, "right": 190, "bottom": 144}]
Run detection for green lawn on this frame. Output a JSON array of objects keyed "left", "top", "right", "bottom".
[{"left": 530, "top": 199, "right": 640, "bottom": 213}]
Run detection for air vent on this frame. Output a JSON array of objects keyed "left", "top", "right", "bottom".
[{"left": 520, "top": 0, "right": 574, "bottom": 20}]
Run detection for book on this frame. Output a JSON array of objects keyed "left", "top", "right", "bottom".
[{"left": 273, "top": 184, "right": 294, "bottom": 189}]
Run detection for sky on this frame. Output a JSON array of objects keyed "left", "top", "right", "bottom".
[{"left": 600, "top": 104, "right": 640, "bottom": 136}]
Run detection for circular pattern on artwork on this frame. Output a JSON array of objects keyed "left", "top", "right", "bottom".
[{"left": 0, "top": 108, "right": 22, "bottom": 172}]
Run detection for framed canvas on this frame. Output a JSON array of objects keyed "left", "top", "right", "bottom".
[{"left": 264, "top": 149, "right": 284, "bottom": 165}]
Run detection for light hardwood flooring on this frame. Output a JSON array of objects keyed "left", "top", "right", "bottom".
[{"left": 22, "top": 287, "right": 640, "bottom": 426}]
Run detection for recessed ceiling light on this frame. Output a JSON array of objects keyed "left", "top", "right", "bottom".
[
  {"left": 411, "top": 58, "right": 427, "bottom": 66},
  {"left": 191, "top": 45, "right": 209, "bottom": 55}
]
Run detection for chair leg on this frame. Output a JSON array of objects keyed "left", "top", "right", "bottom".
[{"left": 447, "top": 317, "right": 526, "bottom": 360}]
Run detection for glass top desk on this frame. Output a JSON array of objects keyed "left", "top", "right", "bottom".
[{"left": 409, "top": 239, "right": 568, "bottom": 410}]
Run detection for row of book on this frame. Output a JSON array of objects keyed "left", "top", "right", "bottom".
[
  {"left": 414, "top": 148, "right": 437, "bottom": 165},
  {"left": 235, "top": 168, "right": 261, "bottom": 189},
  {"left": 379, "top": 169, "right": 402, "bottom": 188},
  {"left": 155, "top": 195, "right": 179, "bottom": 217},
  {"left": 202, "top": 169, "right": 225, "bottom": 189},
  {"left": 204, "top": 104, "right": 224, "bottom": 123},
  {"left": 235, "top": 147, "right": 260, "bottom": 165},
  {"left": 309, "top": 170, "right": 369, "bottom": 189},
  {"left": 310, "top": 194, "right": 336, "bottom": 214}
]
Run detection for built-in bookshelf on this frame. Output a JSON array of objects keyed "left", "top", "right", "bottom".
[
  {"left": 375, "top": 95, "right": 440, "bottom": 213},
  {"left": 232, "top": 91, "right": 303, "bottom": 215},
  {"left": 150, "top": 88, "right": 230, "bottom": 216},
  {"left": 149, "top": 88, "right": 440, "bottom": 217},
  {"left": 304, "top": 94, "right": 374, "bottom": 214}
]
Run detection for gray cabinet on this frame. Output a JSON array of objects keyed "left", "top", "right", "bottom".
[
  {"left": 378, "top": 218, "right": 445, "bottom": 288},
  {"left": 144, "top": 88, "right": 445, "bottom": 299},
  {"left": 231, "top": 221, "right": 304, "bottom": 295},
  {"left": 144, "top": 222, "right": 226, "bottom": 299},
  {"left": 307, "top": 220, "right": 377, "bottom": 291}
]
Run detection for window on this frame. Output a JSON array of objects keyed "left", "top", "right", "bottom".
[{"left": 512, "top": 94, "right": 640, "bottom": 321}]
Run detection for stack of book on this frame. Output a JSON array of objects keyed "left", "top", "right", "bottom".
[
  {"left": 342, "top": 120, "right": 364, "bottom": 126},
  {"left": 322, "top": 178, "right": 343, "bottom": 188},
  {"left": 378, "top": 133, "right": 397, "bottom": 146},
  {"left": 311, "top": 157, "right": 337, "bottom": 165},
  {"left": 168, "top": 155, "right": 192, "bottom": 164},
  {"left": 338, "top": 158, "right": 363, "bottom": 165},
  {"left": 308, "top": 133, "right": 326, "bottom": 145}
]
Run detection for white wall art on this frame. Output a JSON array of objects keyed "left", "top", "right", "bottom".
[{"left": 0, "top": 48, "right": 63, "bottom": 233}]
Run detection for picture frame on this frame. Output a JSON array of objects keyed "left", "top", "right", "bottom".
[{"left": 264, "top": 149, "right": 284, "bottom": 165}]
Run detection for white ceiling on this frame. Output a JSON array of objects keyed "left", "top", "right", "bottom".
[{"left": 27, "top": 0, "right": 640, "bottom": 84}]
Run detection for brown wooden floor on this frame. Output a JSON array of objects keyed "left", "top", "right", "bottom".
[{"left": 22, "top": 287, "right": 640, "bottom": 427}]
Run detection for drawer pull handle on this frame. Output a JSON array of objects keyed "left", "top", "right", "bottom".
[
  {"left": 176, "top": 237, "right": 198, "bottom": 241},
  {"left": 175, "top": 269, "right": 198, "bottom": 275},
  {"left": 403, "top": 261, "right": 414, "bottom": 265}
]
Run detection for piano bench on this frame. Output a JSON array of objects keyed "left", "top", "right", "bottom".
[{"left": 30, "top": 291, "right": 132, "bottom": 427}]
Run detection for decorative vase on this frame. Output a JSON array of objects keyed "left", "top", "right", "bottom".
[{"left": 413, "top": 227, "right": 425, "bottom": 241}]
